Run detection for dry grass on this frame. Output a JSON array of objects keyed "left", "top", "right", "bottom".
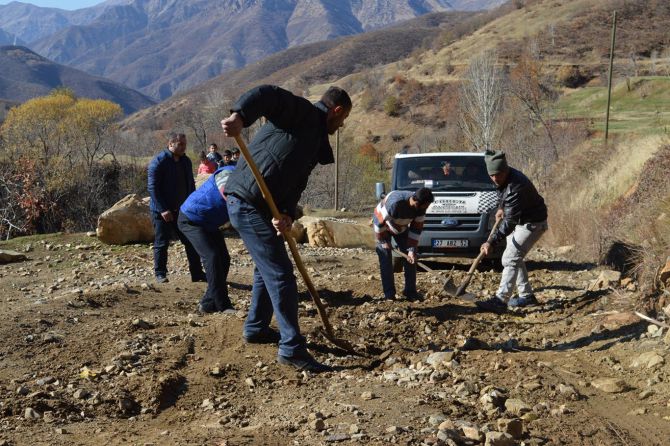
[{"left": 572, "top": 134, "right": 668, "bottom": 208}]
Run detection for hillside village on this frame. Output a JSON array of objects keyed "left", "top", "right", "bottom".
[{"left": 0, "top": 0, "right": 670, "bottom": 445}]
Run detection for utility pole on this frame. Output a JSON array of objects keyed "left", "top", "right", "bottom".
[
  {"left": 605, "top": 10, "right": 617, "bottom": 143},
  {"left": 334, "top": 129, "right": 339, "bottom": 211}
]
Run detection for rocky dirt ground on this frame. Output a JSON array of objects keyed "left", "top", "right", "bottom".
[{"left": 0, "top": 231, "right": 669, "bottom": 446}]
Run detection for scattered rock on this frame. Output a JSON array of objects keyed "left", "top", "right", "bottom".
[
  {"left": 325, "top": 434, "right": 350, "bottom": 442},
  {"left": 484, "top": 431, "right": 515, "bottom": 446},
  {"left": 591, "top": 378, "right": 628, "bottom": 393},
  {"left": 361, "top": 391, "right": 375, "bottom": 401},
  {"left": 639, "top": 389, "right": 654, "bottom": 400},
  {"left": 73, "top": 389, "right": 90, "bottom": 400},
  {"left": 309, "top": 419, "right": 325, "bottom": 431},
  {"left": 132, "top": 319, "right": 152, "bottom": 330},
  {"left": 36, "top": 377, "right": 56, "bottom": 386},
  {"left": 0, "top": 249, "right": 28, "bottom": 264},
  {"left": 627, "top": 407, "right": 646, "bottom": 416},
  {"left": 425, "top": 351, "right": 455, "bottom": 367},
  {"left": 589, "top": 270, "right": 621, "bottom": 291},
  {"left": 461, "top": 423, "right": 483, "bottom": 441},
  {"left": 497, "top": 418, "right": 523, "bottom": 439},
  {"left": 630, "top": 352, "right": 664, "bottom": 369},
  {"left": 428, "top": 414, "right": 446, "bottom": 426},
  {"left": 504, "top": 398, "right": 531, "bottom": 416},
  {"left": 659, "top": 257, "right": 670, "bottom": 287},
  {"left": 558, "top": 384, "right": 578, "bottom": 398},
  {"left": 24, "top": 408, "right": 41, "bottom": 420}
]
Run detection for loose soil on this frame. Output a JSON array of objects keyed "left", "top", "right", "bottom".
[{"left": 0, "top": 232, "right": 668, "bottom": 445}]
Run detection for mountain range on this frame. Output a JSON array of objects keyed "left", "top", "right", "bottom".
[
  {"left": 0, "top": 0, "right": 506, "bottom": 100},
  {"left": 0, "top": 45, "right": 156, "bottom": 114}
]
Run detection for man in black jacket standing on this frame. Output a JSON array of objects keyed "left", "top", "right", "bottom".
[
  {"left": 476, "top": 150, "right": 548, "bottom": 313},
  {"left": 147, "top": 133, "right": 205, "bottom": 284},
  {"left": 221, "top": 85, "right": 351, "bottom": 373}
]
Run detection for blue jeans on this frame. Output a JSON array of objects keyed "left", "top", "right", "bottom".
[
  {"left": 226, "top": 195, "right": 306, "bottom": 357},
  {"left": 152, "top": 211, "right": 203, "bottom": 279},
  {"left": 177, "top": 213, "right": 232, "bottom": 311},
  {"left": 376, "top": 232, "right": 416, "bottom": 299}
]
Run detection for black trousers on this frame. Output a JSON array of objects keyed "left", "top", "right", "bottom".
[
  {"left": 177, "top": 212, "right": 232, "bottom": 311},
  {"left": 152, "top": 210, "right": 203, "bottom": 280}
]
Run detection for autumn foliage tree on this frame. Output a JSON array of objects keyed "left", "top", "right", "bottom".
[{"left": 0, "top": 89, "right": 128, "bottom": 237}]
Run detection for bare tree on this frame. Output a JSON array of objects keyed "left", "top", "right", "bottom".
[
  {"left": 458, "top": 50, "right": 504, "bottom": 151},
  {"left": 508, "top": 55, "right": 559, "bottom": 160}
]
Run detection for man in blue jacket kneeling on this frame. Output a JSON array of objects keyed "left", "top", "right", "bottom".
[{"left": 178, "top": 165, "right": 237, "bottom": 314}]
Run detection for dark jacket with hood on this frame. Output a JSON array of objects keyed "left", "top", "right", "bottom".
[
  {"left": 488, "top": 168, "right": 547, "bottom": 245},
  {"left": 223, "top": 85, "right": 334, "bottom": 219}
]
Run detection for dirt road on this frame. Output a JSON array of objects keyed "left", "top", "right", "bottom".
[{"left": 0, "top": 233, "right": 668, "bottom": 445}]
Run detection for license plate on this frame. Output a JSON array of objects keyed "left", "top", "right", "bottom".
[
  {"left": 430, "top": 204, "right": 466, "bottom": 214},
  {"left": 432, "top": 239, "right": 469, "bottom": 248}
]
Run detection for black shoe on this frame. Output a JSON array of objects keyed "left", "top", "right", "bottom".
[
  {"left": 191, "top": 274, "right": 207, "bottom": 283},
  {"left": 402, "top": 290, "right": 423, "bottom": 301},
  {"left": 156, "top": 275, "right": 169, "bottom": 284},
  {"left": 475, "top": 296, "right": 507, "bottom": 314},
  {"left": 244, "top": 328, "right": 281, "bottom": 344},
  {"left": 197, "top": 303, "right": 216, "bottom": 314},
  {"left": 277, "top": 351, "right": 333, "bottom": 373},
  {"left": 508, "top": 294, "right": 539, "bottom": 308}
]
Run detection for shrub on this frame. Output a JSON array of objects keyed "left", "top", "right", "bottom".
[{"left": 383, "top": 96, "right": 401, "bottom": 117}]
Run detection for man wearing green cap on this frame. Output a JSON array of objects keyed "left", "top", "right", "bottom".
[{"left": 476, "top": 150, "right": 548, "bottom": 313}]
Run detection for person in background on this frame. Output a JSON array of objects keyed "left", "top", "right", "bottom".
[
  {"left": 373, "top": 187, "right": 434, "bottom": 301},
  {"left": 207, "top": 143, "right": 223, "bottom": 166},
  {"left": 222, "top": 149, "right": 233, "bottom": 166},
  {"left": 197, "top": 150, "right": 217, "bottom": 175},
  {"left": 230, "top": 147, "right": 241, "bottom": 165},
  {"left": 147, "top": 133, "right": 205, "bottom": 284}
]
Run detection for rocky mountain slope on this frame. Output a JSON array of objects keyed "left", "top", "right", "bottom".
[
  {"left": 0, "top": 28, "right": 23, "bottom": 45},
  {"left": 1, "top": 0, "right": 505, "bottom": 99},
  {"left": 0, "top": 45, "right": 156, "bottom": 114},
  {"left": 121, "top": 9, "right": 479, "bottom": 131}
]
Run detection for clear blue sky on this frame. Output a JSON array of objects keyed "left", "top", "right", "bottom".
[{"left": 0, "top": 1, "right": 103, "bottom": 10}]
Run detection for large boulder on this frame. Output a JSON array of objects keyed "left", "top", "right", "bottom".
[
  {"left": 0, "top": 249, "right": 27, "bottom": 264},
  {"left": 300, "top": 216, "right": 374, "bottom": 249},
  {"left": 97, "top": 194, "right": 153, "bottom": 245}
]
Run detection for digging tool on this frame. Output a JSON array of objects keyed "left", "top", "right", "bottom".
[
  {"left": 443, "top": 218, "right": 503, "bottom": 301},
  {"left": 232, "top": 135, "right": 357, "bottom": 354},
  {"left": 391, "top": 248, "right": 470, "bottom": 301}
]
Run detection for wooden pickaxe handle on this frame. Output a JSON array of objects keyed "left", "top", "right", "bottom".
[
  {"left": 233, "top": 135, "right": 354, "bottom": 353},
  {"left": 391, "top": 248, "right": 433, "bottom": 272},
  {"left": 454, "top": 217, "right": 503, "bottom": 295}
]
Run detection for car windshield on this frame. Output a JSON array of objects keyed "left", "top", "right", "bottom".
[{"left": 394, "top": 156, "right": 495, "bottom": 191}]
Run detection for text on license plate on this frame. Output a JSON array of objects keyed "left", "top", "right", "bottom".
[{"left": 432, "top": 239, "right": 469, "bottom": 248}]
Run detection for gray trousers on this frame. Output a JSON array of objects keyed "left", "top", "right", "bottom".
[{"left": 496, "top": 221, "right": 548, "bottom": 300}]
